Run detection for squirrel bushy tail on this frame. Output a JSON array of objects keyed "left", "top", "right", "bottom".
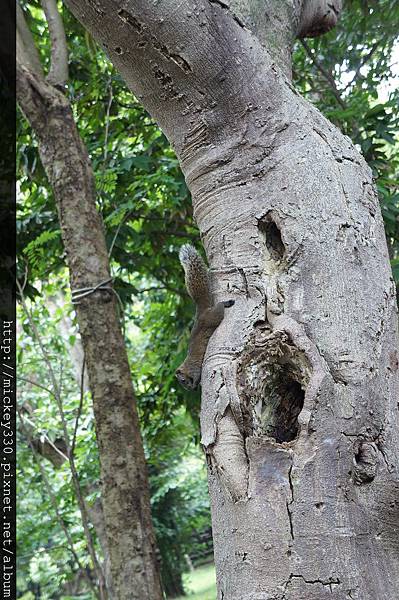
[
  {"left": 179, "top": 244, "right": 212, "bottom": 310},
  {"left": 176, "top": 244, "right": 234, "bottom": 390}
]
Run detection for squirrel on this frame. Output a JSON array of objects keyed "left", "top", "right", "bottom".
[{"left": 175, "top": 244, "right": 234, "bottom": 390}]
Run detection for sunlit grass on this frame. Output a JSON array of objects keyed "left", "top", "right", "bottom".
[{"left": 176, "top": 562, "right": 216, "bottom": 600}]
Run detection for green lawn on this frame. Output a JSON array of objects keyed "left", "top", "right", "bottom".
[{"left": 176, "top": 563, "right": 216, "bottom": 600}]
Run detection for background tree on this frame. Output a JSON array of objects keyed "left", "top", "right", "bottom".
[{"left": 17, "top": 2, "right": 163, "bottom": 598}]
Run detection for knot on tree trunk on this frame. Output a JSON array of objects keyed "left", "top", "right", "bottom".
[
  {"left": 298, "top": 0, "right": 342, "bottom": 38},
  {"left": 353, "top": 440, "right": 378, "bottom": 485}
]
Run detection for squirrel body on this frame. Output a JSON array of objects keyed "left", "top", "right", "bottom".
[{"left": 176, "top": 244, "right": 234, "bottom": 390}]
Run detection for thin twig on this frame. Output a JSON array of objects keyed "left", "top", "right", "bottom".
[
  {"left": 22, "top": 262, "right": 29, "bottom": 295},
  {"left": 18, "top": 408, "right": 69, "bottom": 463},
  {"left": 343, "top": 41, "right": 379, "bottom": 91},
  {"left": 18, "top": 375, "right": 56, "bottom": 397},
  {"left": 17, "top": 279, "right": 63, "bottom": 399},
  {"left": 18, "top": 408, "right": 97, "bottom": 594},
  {"left": 71, "top": 356, "right": 86, "bottom": 457},
  {"left": 108, "top": 211, "right": 132, "bottom": 258},
  {"left": 108, "top": 209, "right": 195, "bottom": 257},
  {"left": 97, "top": 76, "right": 114, "bottom": 212},
  {"left": 152, "top": 274, "right": 182, "bottom": 297},
  {"left": 59, "top": 356, "right": 64, "bottom": 402},
  {"left": 136, "top": 286, "right": 169, "bottom": 294},
  {"left": 103, "top": 77, "right": 113, "bottom": 165},
  {"left": 301, "top": 39, "right": 346, "bottom": 109},
  {"left": 56, "top": 380, "right": 108, "bottom": 599}
]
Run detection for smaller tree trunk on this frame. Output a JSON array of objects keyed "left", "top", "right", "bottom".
[{"left": 17, "top": 64, "right": 163, "bottom": 600}]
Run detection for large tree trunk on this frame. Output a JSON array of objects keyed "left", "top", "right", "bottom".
[
  {"left": 65, "top": 1, "right": 399, "bottom": 598},
  {"left": 16, "top": 14, "right": 163, "bottom": 597}
]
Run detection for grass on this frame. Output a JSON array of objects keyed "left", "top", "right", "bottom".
[{"left": 176, "top": 562, "right": 216, "bottom": 600}]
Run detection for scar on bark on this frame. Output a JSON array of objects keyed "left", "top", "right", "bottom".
[
  {"left": 208, "top": 406, "right": 249, "bottom": 503},
  {"left": 298, "top": 0, "right": 343, "bottom": 39},
  {"left": 353, "top": 440, "right": 378, "bottom": 485}
]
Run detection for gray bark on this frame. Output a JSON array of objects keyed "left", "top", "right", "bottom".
[
  {"left": 16, "top": 4, "right": 44, "bottom": 77},
  {"left": 42, "top": 0, "right": 69, "bottom": 86},
  {"left": 63, "top": 1, "right": 399, "bottom": 598},
  {"left": 17, "top": 7, "right": 163, "bottom": 599}
]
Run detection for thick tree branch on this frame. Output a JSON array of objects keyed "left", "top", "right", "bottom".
[
  {"left": 41, "top": 0, "right": 69, "bottom": 87},
  {"left": 210, "top": 1, "right": 343, "bottom": 77},
  {"left": 227, "top": 0, "right": 298, "bottom": 77},
  {"left": 16, "top": 3, "right": 43, "bottom": 77}
]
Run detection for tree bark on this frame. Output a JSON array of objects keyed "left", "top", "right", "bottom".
[
  {"left": 17, "top": 10, "right": 163, "bottom": 599},
  {"left": 64, "top": 1, "right": 399, "bottom": 598}
]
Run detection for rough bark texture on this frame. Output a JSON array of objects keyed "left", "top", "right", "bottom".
[
  {"left": 64, "top": 1, "right": 399, "bottom": 598},
  {"left": 16, "top": 65, "right": 163, "bottom": 600},
  {"left": 227, "top": 0, "right": 342, "bottom": 75}
]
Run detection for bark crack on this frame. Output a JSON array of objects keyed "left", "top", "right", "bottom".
[
  {"left": 117, "top": 8, "right": 193, "bottom": 89},
  {"left": 283, "top": 573, "right": 341, "bottom": 596},
  {"left": 208, "top": 0, "right": 246, "bottom": 28},
  {"left": 286, "top": 461, "right": 295, "bottom": 541}
]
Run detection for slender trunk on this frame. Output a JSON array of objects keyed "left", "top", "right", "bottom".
[
  {"left": 63, "top": 1, "right": 399, "bottom": 598},
  {"left": 17, "top": 66, "right": 163, "bottom": 600},
  {"left": 47, "top": 297, "right": 113, "bottom": 594}
]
